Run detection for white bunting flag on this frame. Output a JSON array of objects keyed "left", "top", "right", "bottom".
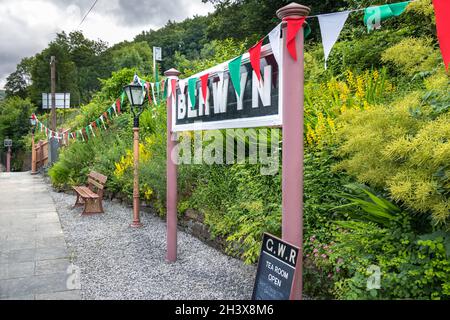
[
  {"left": 79, "top": 130, "right": 85, "bottom": 142},
  {"left": 150, "top": 82, "right": 157, "bottom": 105},
  {"left": 89, "top": 124, "right": 96, "bottom": 138},
  {"left": 268, "top": 23, "right": 282, "bottom": 66},
  {"left": 318, "top": 11, "right": 350, "bottom": 69},
  {"left": 178, "top": 79, "right": 186, "bottom": 96},
  {"left": 99, "top": 115, "right": 106, "bottom": 130},
  {"left": 112, "top": 103, "right": 118, "bottom": 116},
  {"left": 167, "top": 78, "right": 173, "bottom": 98}
]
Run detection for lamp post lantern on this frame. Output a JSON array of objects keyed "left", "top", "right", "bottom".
[
  {"left": 30, "top": 114, "right": 37, "bottom": 174},
  {"left": 123, "top": 77, "right": 147, "bottom": 228}
]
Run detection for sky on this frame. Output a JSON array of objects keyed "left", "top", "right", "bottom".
[{"left": 0, "top": 0, "right": 215, "bottom": 89}]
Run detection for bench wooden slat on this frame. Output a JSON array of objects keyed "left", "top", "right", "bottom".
[
  {"left": 73, "top": 186, "right": 99, "bottom": 199},
  {"left": 88, "top": 172, "right": 107, "bottom": 184},
  {"left": 88, "top": 177, "right": 105, "bottom": 190}
]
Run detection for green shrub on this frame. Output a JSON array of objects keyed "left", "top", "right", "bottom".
[
  {"left": 381, "top": 37, "right": 442, "bottom": 76},
  {"left": 336, "top": 81, "right": 450, "bottom": 226}
]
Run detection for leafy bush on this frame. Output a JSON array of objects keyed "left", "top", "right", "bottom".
[
  {"left": 336, "top": 79, "right": 450, "bottom": 226},
  {"left": 381, "top": 37, "right": 442, "bottom": 76}
]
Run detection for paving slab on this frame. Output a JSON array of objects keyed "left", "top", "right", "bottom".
[{"left": 0, "top": 172, "right": 78, "bottom": 300}]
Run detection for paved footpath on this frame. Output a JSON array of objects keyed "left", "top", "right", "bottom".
[{"left": 0, "top": 172, "right": 81, "bottom": 300}]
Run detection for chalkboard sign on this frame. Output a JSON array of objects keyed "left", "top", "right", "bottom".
[{"left": 252, "top": 233, "right": 299, "bottom": 300}]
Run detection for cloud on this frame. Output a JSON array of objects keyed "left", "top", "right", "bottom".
[{"left": 0, "top": 0, "right": 214, "bottom": 89}]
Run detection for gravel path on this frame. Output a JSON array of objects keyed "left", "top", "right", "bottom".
[{"left": 48, "top": 187, "right": 256, "bottom": 300}]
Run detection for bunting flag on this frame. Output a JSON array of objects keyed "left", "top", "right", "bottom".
[
  {"left": 268, "top": 24, "right": 282, "bottom": 66},
  {"left": 285, "top": 17, "right": 306, "bottom": 61},
  {"left": 103, "top": 112, "right": 109, "bottom": 123},
  {"left": 229, "top": 55, "right": 243, "bottom": 97},
  {"left": 116, "top": 98, "right": 121, "bottom": 114},
  {"left": 100, "top": 115, "right": 107, "bottom": 130},
  {"left": 150, "top": 82, "right": 157, "bottom": 105},
  {"left": 144, "top": 82, "right": 151, "bottom": 106},
  {"left": 155, "top": 68, "right": 160, "bottom": 92},
  {"left": 162, "top": 79, "right": 167, "bottom": 99},
  {"left": 249, "top": 39, "right": 263, "bottom": 81},
  {"left": 121, "top": 90, "right": 126, "bottom": 106},
  {"left": 178, "top": 79, "right": 186, "bottom": 96},
  {"left": 79, "top": 130, "right": 85, "bottom": 142},
  {"left": 89, "top": 124, "right": 95, "bottom": 138},
  {"left": 188, "top": 77, "right": 198, "bottom": 110},
  {"left": 433, "top": 0, "right": 450, "bottom": 70},
  {"left": 200, "top": 73, "right": 209, "bottom": 104},
  {"left": 171, "top": 79, "right": 177, "bottom": 98},
  {"left": 364, "top": 1, "right": 410, "bottom": 32},
  {"left": 304, "top": 22, "right": 312, "bottom": 39},
  {"left": 155, "top": 81, "right": 161, "bottom": 100},
  {"left": 318, "top": 11, "right": 350, "bottom": 69}
]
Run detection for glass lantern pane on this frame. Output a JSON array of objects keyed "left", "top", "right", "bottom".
[
  {"left": 131, "top": 86, "right": 146, "bottom": 105},
  {"left": 125, "top": 87, "right": 134, "bottom": 106}
]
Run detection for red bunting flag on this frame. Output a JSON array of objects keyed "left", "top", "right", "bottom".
[
  {"left": 171, "top": 79, "right": 177, "bottom": 99},
  {"left": 249, "top": 39, "right": 263, "bottom": 81},
  {"left": 116, "top": 98, "right": 121, "bottom": 114},
  {"left": 200, "top": 73, "right": 209, "bottom": 103},
  {"left": 103, "top": 112, "right": 109, "bottom": 123},
  {"left": 285, "top": 17, "right": 306, "bottom": 61},
  {"left": 432, "top": 0, "right": 450, "bottom": 70},
  {"left": 91, "top": 121, "right": 97, "bottom": 129}
]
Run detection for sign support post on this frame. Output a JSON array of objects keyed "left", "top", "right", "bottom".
[
  {"left": 277, "top": 2, "right": 310, "bottom": 300},
  {"left": 165, "top": 68, "right": 181, "bottom": 263},
  {"left": 6, "top": 146, "right": 11, "bottom": 172}
]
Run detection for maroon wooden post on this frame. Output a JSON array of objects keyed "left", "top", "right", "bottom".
[
  {"left": 6, "top": 146, "right": 11, "bottom": 172},
  {"left": 277, "top": 2, "right": 311, "bottom": 300},
  {"left": 31, "top": 132, "right": 37, "bottom": 174},
  {"left": 165, "top": 68, "right": 181, "bottom": 262},
  {"left": 131, "top": 126, "right": 143, "bottom": 228}
]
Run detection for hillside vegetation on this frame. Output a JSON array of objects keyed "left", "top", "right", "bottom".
[{"left": 1, "top": 0, "right": 449, "bottom": 299}]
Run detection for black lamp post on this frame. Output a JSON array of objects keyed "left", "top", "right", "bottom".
[
  {"left": 123, "top": 77, "right": 147, "bottom": 228},
  {"left": 30, "top": 115, "right": 37, "bottom": 174}
]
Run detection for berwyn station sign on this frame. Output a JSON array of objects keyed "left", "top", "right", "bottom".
[{"left": 172, "top": 44, "right": 281, "bottom": 132}]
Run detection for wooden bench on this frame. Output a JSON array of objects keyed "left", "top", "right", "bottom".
[{"left": 73, "top": 171, "right": 108, "bottom": 215}]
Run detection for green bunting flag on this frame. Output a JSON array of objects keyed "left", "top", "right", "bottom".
[
  {"left": 229, "top": 55, "right": 243, "bottom": 97},
  {"left": 304, "top": 22, "right": 312, "bottom": 39},
  {"left": 188, "top": 77, "right": 198, "bottom": 110},
  {"left": 120, "top": 91, "right": 126, "bottom": 106},
  {"left": 156, "top": 81, "right": 161, "bottom": 99},
  {"left": 163, "top": 79, "right": 168, "bottom": 99},
  {"left": 364, "top": 1, "right": 410, "bottom": 32}
]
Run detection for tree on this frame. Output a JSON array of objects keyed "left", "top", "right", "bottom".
[
  {"left": 110, "top": 41, "right": 152, "bottom": 76},
  {"left": 5, "top": 57, "right": 34, "bottom": 99}
]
